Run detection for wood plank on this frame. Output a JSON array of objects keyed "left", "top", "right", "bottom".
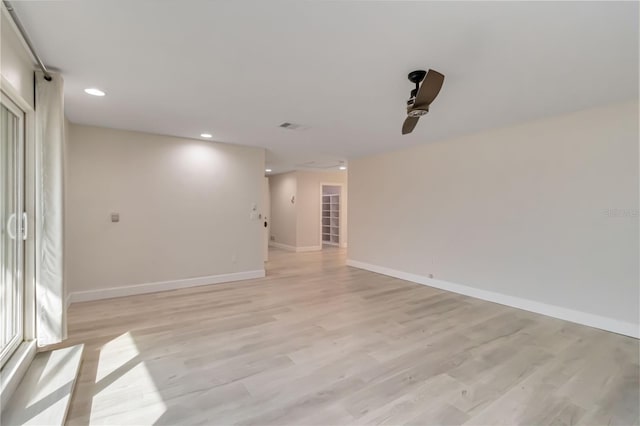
[{"left": 48, "top": 247, "right": 639, "bottom": 425}]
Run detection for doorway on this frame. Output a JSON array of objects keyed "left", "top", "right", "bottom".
[
  {"left": 321, "top": 185, "right": 342, "bottom": 248},
  {"left": 262, "top": 177, "right": 270, "bottom": 262}
]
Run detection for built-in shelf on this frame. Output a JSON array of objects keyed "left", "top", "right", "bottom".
[{"left": 322, "top": 193, "right": 340, "bottom": 246}]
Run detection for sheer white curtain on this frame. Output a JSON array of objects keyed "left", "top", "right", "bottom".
[{"left": 35, "top": 70, "right": 66, "bottom": 346}]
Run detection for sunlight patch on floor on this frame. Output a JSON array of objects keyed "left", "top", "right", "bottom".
[{"left": 90, "top": 332, "right": 166, "bottom": 424}]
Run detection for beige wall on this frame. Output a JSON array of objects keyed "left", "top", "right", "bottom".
[
  {"left": 269, "top": 170, "right": 348, "bottom": 249},
  {"left": 67, "top": 124, "right": 265, "bottom": 294},
  {"left": 269, "top": 172, "right": 298, "bottom": 247},
  {"left": 296, "top": 171, "right": 347, "bottom": 248},
  {"left": 348, "top": 101, "right": 639, "bottom": 329},
  {"left": 1, "top": 9, "right": 35, "bottom": 108}
]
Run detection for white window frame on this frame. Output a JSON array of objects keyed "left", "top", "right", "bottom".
[
  {"left": 0, "top": 77, "right": 37, "bottom": 408},
  {"left": 0, "top": 91, "right": 26, "bottom": 368}
]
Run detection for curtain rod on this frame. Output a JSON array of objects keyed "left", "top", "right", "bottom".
[{"left": 3, "top": 0, "right": 52, "bottom": 81}]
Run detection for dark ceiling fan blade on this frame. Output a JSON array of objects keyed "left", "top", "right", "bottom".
[
  {"left": 402, "top": 116, "right": 419, "bottom": 134},
  {"left": 414, "top": 69, "right": 444, "bottom": 108}
]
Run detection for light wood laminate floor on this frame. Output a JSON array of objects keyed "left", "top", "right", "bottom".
[{"left": 62, "top": 248, "right": 639, "bottom": 425}]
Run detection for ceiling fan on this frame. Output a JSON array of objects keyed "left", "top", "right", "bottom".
[{"left": 402, "top": 69, "right": 445, "bottom": 135}]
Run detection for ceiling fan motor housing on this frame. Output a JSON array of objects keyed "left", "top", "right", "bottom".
[
  {"left": 408, "top": 70, "right": 427, "bottom": 84},
  {"left": 406, "top": 70, "right": 429, "bottom": 116}
]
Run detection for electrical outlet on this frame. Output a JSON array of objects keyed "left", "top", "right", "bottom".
[
  {"left": 270, "top": 236, "right": 275, "bottom": 241},
  {"left": 428, "top": 273, "right": 434, "bottom": 279},
  {"left": 232, "top": 253, "right": 237, "bottom": 263}
]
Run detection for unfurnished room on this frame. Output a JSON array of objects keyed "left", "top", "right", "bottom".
[{"left": 0, "top": 1, "right": 638, "bottom": 425}]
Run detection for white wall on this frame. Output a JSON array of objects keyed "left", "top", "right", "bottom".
[
  {"left": 269, "top": 172, "right": 297, "bottom": 247},
  {"left": 1, "top": 8, "right": 35, "bottom": 109},
  {"left": 348, "top": 101, "right": 639, "bottom": 336},
  {"left": 67, "top": 124, "right": 266, "bottom": 299}
]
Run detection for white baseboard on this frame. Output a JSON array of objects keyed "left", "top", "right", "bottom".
[
  {"left": 296, "top": 245, "right": 322, "bottom": 252},
  {"left": 346, "top": 259, "right": 639, "bottom": 339},
  {"left": 269, "top": 242, "right": 296, "bottom": 251},
  {"left": 269, "top": 242, "right": 321, "bottom": 252},
  {"left": 68, "top": 269, "right": 265, "bottom": 304}
]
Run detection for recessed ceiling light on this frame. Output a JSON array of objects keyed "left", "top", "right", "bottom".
[
  {"left": 339, "top": 166, "right": 347, "bottom": 170},
  {"left": 84, "top": 88, "right": 106, "bottom": 96},
  {"left": 265, "top": 169, "right": 272, "bottom": 173},
  {"left": 200, "top": 133, "right": 212, "bottom": 138}
]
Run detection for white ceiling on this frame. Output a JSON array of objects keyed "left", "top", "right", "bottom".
[{"left": 13, "top": 1, "right": 639, "bottom": 173}]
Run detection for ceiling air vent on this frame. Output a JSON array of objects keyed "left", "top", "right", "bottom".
[{"left": 279, "top": 122, "right": 309, "bottom": 131}]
